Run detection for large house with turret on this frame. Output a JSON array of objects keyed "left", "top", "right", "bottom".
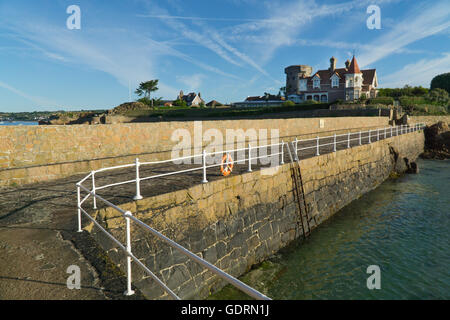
[{"left": 284, "top": 56, "right": 378, "bottom": 103}]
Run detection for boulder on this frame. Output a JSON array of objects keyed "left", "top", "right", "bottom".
[{"left": 421, "top": 121, "right": 450, "bottom": 159}]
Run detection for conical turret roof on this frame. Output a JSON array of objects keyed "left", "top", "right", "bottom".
[{"left": 347, "top": 56, "right": 361, "bottom": 73}]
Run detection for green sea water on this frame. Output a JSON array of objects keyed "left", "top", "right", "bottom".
[{"left": 212, "top": 159, "right": 450, "bottom": 300}]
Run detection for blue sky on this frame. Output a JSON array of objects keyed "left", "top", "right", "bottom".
[{"left": 0, "top": 0, "right": 449, "bottom": 112}]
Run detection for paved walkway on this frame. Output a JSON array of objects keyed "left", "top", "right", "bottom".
[{"left": 0, "top": 127, "right": 405, "bottom": 299}]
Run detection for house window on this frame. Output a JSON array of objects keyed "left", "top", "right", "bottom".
[
  {"left": 347, "top": 78, "right": 354, "bottom": 87},
  {"left": 332, "top": 78, "right": 339, "bottom": 88},
  {"left": 299, "top": 80, "right": 307, "bottom": 91},
  {"left": 313, "top": 79, "right": 320, "bottom": 89}
]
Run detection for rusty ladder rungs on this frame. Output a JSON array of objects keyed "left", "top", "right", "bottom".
[{"left": 285, "top": 142, "right": 312, "bottom": 239}]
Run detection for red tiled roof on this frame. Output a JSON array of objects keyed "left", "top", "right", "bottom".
[
  {"left": 362, "top": 69, "right": 376, "bottom": 85},
  {"left": 347, "top": 56, "right": 361, "bottom": 73},
  {"left": 305, "top": 67, "right": 376, "bottom": 86}
]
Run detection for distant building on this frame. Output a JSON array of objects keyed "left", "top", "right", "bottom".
[
  {"left": 285, "top": 56, "right": 378, "bottom": 103},
  {"left": 178, "top": 91, "right": 205, "bottom": 106},
  {"left": 232, "top": 94, "right": 284, "bottom": 108},
  {"left": 160, "top": 100, "right": 174, "bottom": 107},
  {"left": 206, "top": 100, "right": 222, "bottom": 108}
]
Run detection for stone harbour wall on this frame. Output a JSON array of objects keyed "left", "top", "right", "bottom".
[
  {"left": 88, "top": 130, "right": 425, "bottom": 300},
  {"left": 410, "top": 115, "right": 450, "bottom": 126},
  {"left": 0, "top": 117, "right": 389, "bottom": 186}
]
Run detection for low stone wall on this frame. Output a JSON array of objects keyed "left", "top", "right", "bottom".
[
  {"left": 410, "top": 115, "right": 450, "bottom": 126},
  {"left": 1, "top": 117, "right": 389, "bottom": 186},
  {"left": 88, "top": 130, "right": 424, "bottom": 300}
]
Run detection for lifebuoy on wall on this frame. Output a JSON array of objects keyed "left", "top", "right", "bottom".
[{"left": 220, "top": 154, "right": 234, "bottom": 176}]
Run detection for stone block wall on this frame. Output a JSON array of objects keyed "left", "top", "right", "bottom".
[
  {"left": 88, "top": 130, "right": 424, "bottom": 300},
  {"left": 1, "top": 117, "right": 389, "bottom": 186},
  {"left": 410, "top": 115, "right": 450, "bottom": 126}
]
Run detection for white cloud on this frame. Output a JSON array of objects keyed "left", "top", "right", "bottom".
[
  {"left": 0, "top": 80, "right": 58, "bottom": 106},
  {"left": 0, "top": 14, "right": 242, "bottom": 101},
  {"left": 381, "top": 53, "right": 450, "bottom": 88},
  {"left": 139, "top": 2, "right": 272, "bottom": 78},
  {"left": 358, "top": 1, "right": 450, "bottom": 68},
  {"left": 176, "top": 73, "right": 206, "bottom": 92}
]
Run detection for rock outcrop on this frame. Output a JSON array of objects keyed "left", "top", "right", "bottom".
[
  {"left": 421, "top": 121, "right": 450, "bottom": 159},
  {"left": 108, "top": 102, "right": 151, "bottom": 115}
]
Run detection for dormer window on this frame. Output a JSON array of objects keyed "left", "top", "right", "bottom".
[
  {"left": 331, "top": 74, "right": 339, "bottom": 88},
  {"left": 313, "top": 79, "right": 320, "bottom": 89}
]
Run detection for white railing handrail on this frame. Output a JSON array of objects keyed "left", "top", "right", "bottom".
[
  {"left": 77, "top": 182, "right": 271, "bottom": 300},
  {"left": 76, "top": 122, "right": 425, "bottom": 300}
]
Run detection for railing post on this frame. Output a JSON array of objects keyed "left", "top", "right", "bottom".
[
  {"left": 295, "top": 138, "right": 298, "bottom": 153},
  {"left": 77, "top": 184, "right": 82, "bottom": 232},
  {"left": 124, "top": 211, "right": 135, "bottom": 296},
  {"left": 347, "top": 132, "right": 350, "bottom": 148},
  {"left": 248, "top": 143, "right": 252, "bottom": 172},
  {"left": 133, "top": 158, "right": 143, "bottom": 201},
  {"left": 368, "top": 130, "right": 371, "bottom": 144},
  {"left": 91, "top": 171, "right": 97, "bottom": 210},
  {"left": 316, "top": 136, "right": 320, "bottom": 156},
  {"left": 377, "top": 128, "right": 380, "bottom": 141},
  {"left": 359, "top": 130, "right": 362, "bottom": 146},
  {"left": 333, "top": 133, "right": 337, "bottom": 152},
  {"left": 391, "top": 126, "right": 393, "bottom": 137},
  {"left": 397, "top": 126, "right": 399, "bottom": 136},
  {"left": 202, "top": 149, "right": 208, "bottom": 183},
  {"left": 384, "top": 127, "right": 387, "bottom": 139},
  {"left": 280, "top": 141, "right": 284, "bottom": 164}
]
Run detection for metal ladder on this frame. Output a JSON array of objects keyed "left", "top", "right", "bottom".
[{"left": 285, "top": 142, "right": 313, "bottom": 239}]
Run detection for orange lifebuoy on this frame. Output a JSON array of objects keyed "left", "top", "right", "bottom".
[{"left": 220, "top": 154, "right": 234, "bottom": 176}]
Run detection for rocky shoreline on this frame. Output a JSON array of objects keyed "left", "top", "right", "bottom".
[{"left": 420, "top": 121, "right": 450, "bottom": 160}]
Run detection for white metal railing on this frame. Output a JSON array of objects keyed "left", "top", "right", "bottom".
[{"left": 76, "top": 122, "right": 425, "bottom": 300}]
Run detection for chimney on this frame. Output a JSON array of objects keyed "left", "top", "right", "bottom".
[
  {"left": 330, "top": 56, "right": 336, "bottom": 71},
  {"left": 345, "top": 59, "right": 350, "bottom": 69}
]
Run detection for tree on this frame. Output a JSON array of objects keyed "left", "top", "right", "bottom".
[
  {"left": 430, "top": 73, "right": 450, "bottom": 94},
  {"left": 411, "top": 86, "right": 428, "bottom": 96},
  {"left": 135, "top": 80, "right": 159, "bottom": 108}
]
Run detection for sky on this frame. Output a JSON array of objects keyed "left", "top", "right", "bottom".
[{"left": 0, "top": 0, "right": 449, "bottom": 112}]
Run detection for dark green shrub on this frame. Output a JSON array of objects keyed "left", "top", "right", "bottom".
[
  {"left": 137, "top": 97, "right": 152, "bottom": 106},
  {"left": 427, "top": 88, "right": 449, "bottom": 105},
  {"left": 368, "top": 96, "right": 394, "bottom": 105},
  {"left": 282, "top": 100, "right": 295, "bottom": 107},
  {"left": 430, "top": 73, "right": 450, "bottom": 94},
  {"left": 172, "top": 99, "right": 187, "bottom": 107}
]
